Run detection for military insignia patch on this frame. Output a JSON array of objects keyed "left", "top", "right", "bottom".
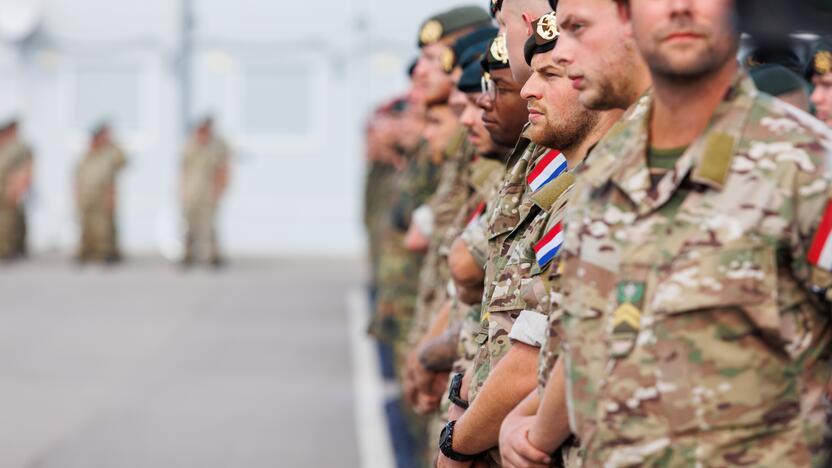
[
  {"left": 441, "top": 47, "right": 456, "bottom": 73},
  {"left": 490, "top": 34, "right": 509, "bottom": 64},
  {"left": 808, "top": 200, "right": 832, "bottom": 271},
  {"left": 610, "top": 281, "right": 645, "bottom": 358},
  {"left": 534, "top": 223, "right": 564, "bottom": 268},
  {"left": 535, "top": 12, "right": 559, "bottom": 42},
  {"left": 815, "top": 51, "right": 832, "bottom": 76},
  {"left": 420, "top": 20, "right": 443, "bottom": 46},
  {"left": 466, "top": 202, "right": 486, "bottom": 228},
  {"left": 617, "top": 281, "right": 645, "bottom": 307},
  {"left": 612, "top": 303, "right": 641, "bottom": 333},
  {"left": 527, "top": 149, "right": 567, "bottom": 192}
]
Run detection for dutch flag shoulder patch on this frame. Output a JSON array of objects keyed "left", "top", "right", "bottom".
[
  {"left": 534, "top": 222, "right": 564, "bottom": 268},
  {"left": 808, "top": 199, "right": 832, "bottom": 272},
  {"left": 527, "top": 150, "right": 567, "bottom": 193}
]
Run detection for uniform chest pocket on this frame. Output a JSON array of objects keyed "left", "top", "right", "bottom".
[
  {"left": 649, "top": 242, "right": 779, "bottom": 333},
  {"left": 642, "top": 243, "right": 796, "bottom": 434}
]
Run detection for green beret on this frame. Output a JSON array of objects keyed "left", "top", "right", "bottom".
[
  {"left": 458, "top": 39, "right": 491, "bottom": 93},
  {"left": 418, "top": 6, "right": 492, "bottom": 48},
  {"left": 808, "top": 37, "right": 832, "bottom": 78},
  {"left": 482, "top": 33, "right": 510, "bottom": 72},
  {"left": 524, "top": 12, "right": 559, "bottom": 66},
  {"left": 751, "top": 63, "right": 808, "bottom": 97},
  {"left": 443, "top": 26, "right": 499, "bottom": 73}
]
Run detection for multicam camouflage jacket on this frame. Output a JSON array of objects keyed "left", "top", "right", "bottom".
[
  {"left": 467, "top": 137, "right": 576, "bottom": 404},
  {"left": 370, "top": 140, "right": 441, "bottom": 344},
  {"left": 410, "top": 130, "right": 476, "bottom": 345},
  {"left": 560, "top": 73, "right": 832, "bottom": 467}
]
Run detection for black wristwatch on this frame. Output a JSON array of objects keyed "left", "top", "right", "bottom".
[
  {"left": 439, "top": 420, "right": 484, "bottom": 462},
  {"left": 448, "top": 373, "right": 469, "bottom": 409}
]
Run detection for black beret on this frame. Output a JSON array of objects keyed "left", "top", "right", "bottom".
[
  {"left": 524, "top": 12, "right": 559, "bottom": 66},
  {"left": 442, "top": 26, "right": 499, "bottom": 73},
  {"left": 458, "top": 56, "right": 486, "bottom": 94}
]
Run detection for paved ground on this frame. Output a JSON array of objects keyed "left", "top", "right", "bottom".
[{"left": 0, "top": 256, "right": 364, "bottom": 468}]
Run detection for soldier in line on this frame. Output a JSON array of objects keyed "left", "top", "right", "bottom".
[
  {"left": 553, "top": 0, "right": 832, "bottom": 465},
  {"left": 498, "top": 0, "right": 653, "bottom": 464},
  {"left": 0, "top": 117, "right": 33, "bottom": 261},
  {"left": 75, "top": 122, "right": 127, "bottom": 264},
  {"left": 180, "top": 117, "right": 231, "bottom": 268}
]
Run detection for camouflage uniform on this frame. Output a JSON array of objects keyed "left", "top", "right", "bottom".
[
  {"left": 463, "top": 132, "right": 580, "bottom": 465},
  {"left": 364, "top": 160, "right": 399, "bottom": 289},
  {"left": 181, "top": 135, "right": 230, "bottom": 263},
  {"left": 0, "top": 137, "right": 32, "bottom": 258},
  {"left": 371, "top": 139, "right": 441, "bottom": 352},
  {"left": 76, "top": 142, "right": 127, "bottom": 261},
  {"left": 559, "top": 74, "right": 832, "bottom": 467},
  {"left": 410, "top": 128, "right": 474, "bottom": 344}
]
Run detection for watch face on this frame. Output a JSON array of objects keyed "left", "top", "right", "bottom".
[{"left": 440, "top": 421, "right": 454, "bottom": 448}]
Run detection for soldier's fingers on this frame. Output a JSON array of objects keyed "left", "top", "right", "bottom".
[{"left": 512, "top": 436, "right": 551, "bottom": 466}]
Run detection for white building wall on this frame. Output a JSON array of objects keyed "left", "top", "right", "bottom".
[{"left": 2, "top": 0, "right": 480, "bottom": 257}]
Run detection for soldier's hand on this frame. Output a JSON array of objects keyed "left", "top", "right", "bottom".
[
  {"left": 404, "top": 223, "right": 430, "bottom": 253},
  {"left": 499, "top": 415, "right": 551, "bottom": 468},
  {"left": 435, "top": 453, "right": 473, "bottom": 468},
  {"left": 448, "top": 402, "right": 465, "bottom": 422}
]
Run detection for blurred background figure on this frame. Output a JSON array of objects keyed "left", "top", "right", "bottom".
[
  {"left": 750, "top": 63, "right": 812, "bottom": 111},
  {"left": 180, "top": 116, "right": 230, "bottom": 268},
  {"left": 0, "top": 116, "right": 33, "bottom": 261},
  {"left": 74, "top": 121, "right": 127, "bottom": 264}
]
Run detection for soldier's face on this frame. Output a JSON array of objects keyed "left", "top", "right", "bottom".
[
  {"left": 629, "top": 0, "right": 739, "bottom": 81},
  {"left": 521, "top": 52, "right": 599, "bottom": 151},
  {"left": 460, "top": 92, "right": 500, "bottom": 158},
  {"left": 397, "top": 106, "right": 427, "bottom": 153},
  {"left": 555, "top": 0, "right": 642, "bottom": 110},
  {"left": 448, "top": 87, "right": 469, "bottom": 118},
  {"left": 413, "top": 44, "right": 454, "bottom": 105},
  {"left": 811, "top": 73, "right": 832, "bottom": 126},
  {"left": 424, "top": 104, "right": 460, "bottom": 160},
  {"left": 477, "top": 68, "right": 528, "bottom": 147}
]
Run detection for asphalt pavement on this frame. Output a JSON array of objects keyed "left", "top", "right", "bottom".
[{"left": 0, "top": 256, "right": 364, "bottom": 468}]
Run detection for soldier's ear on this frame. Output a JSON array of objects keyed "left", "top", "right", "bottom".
[
  {"left": 522, "top": 12, "right": 535, "bottom": 37},
  {"left": 615, "top": 0, "right": 633, "bottom": 30}
]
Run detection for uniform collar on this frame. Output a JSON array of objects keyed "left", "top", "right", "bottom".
[{"left": 585, "top": 71, "right": 757, "bottom": 215}]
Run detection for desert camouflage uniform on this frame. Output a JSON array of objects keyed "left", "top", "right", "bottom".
[
  {"left": 181, "top": 135, "right": 230, "bottom": 263},
  {"left": 559, "top": 73, "right": 832, "bottom": 467},
  {"left": 76, "top": 142, "right": 127, "bottom": 261},
  {"left": 0, "top": 138, "right": 32, "bottom": 258}
]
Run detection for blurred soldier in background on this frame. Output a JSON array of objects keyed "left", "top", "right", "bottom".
[
  {"left": 0, "top": 117, "right": 33, "bottom": 261},
  {"left": 554, "top": 0, "right": 832, "bottom": 465},
  {"left": 75, "top": 122, "right": 127, "bottom": 264},
  {"left": 364, "top": 96, "right": 410, "bottom": 302},
  {"left": 180, "top": 117, "right": 231, "bottom": 268}
]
